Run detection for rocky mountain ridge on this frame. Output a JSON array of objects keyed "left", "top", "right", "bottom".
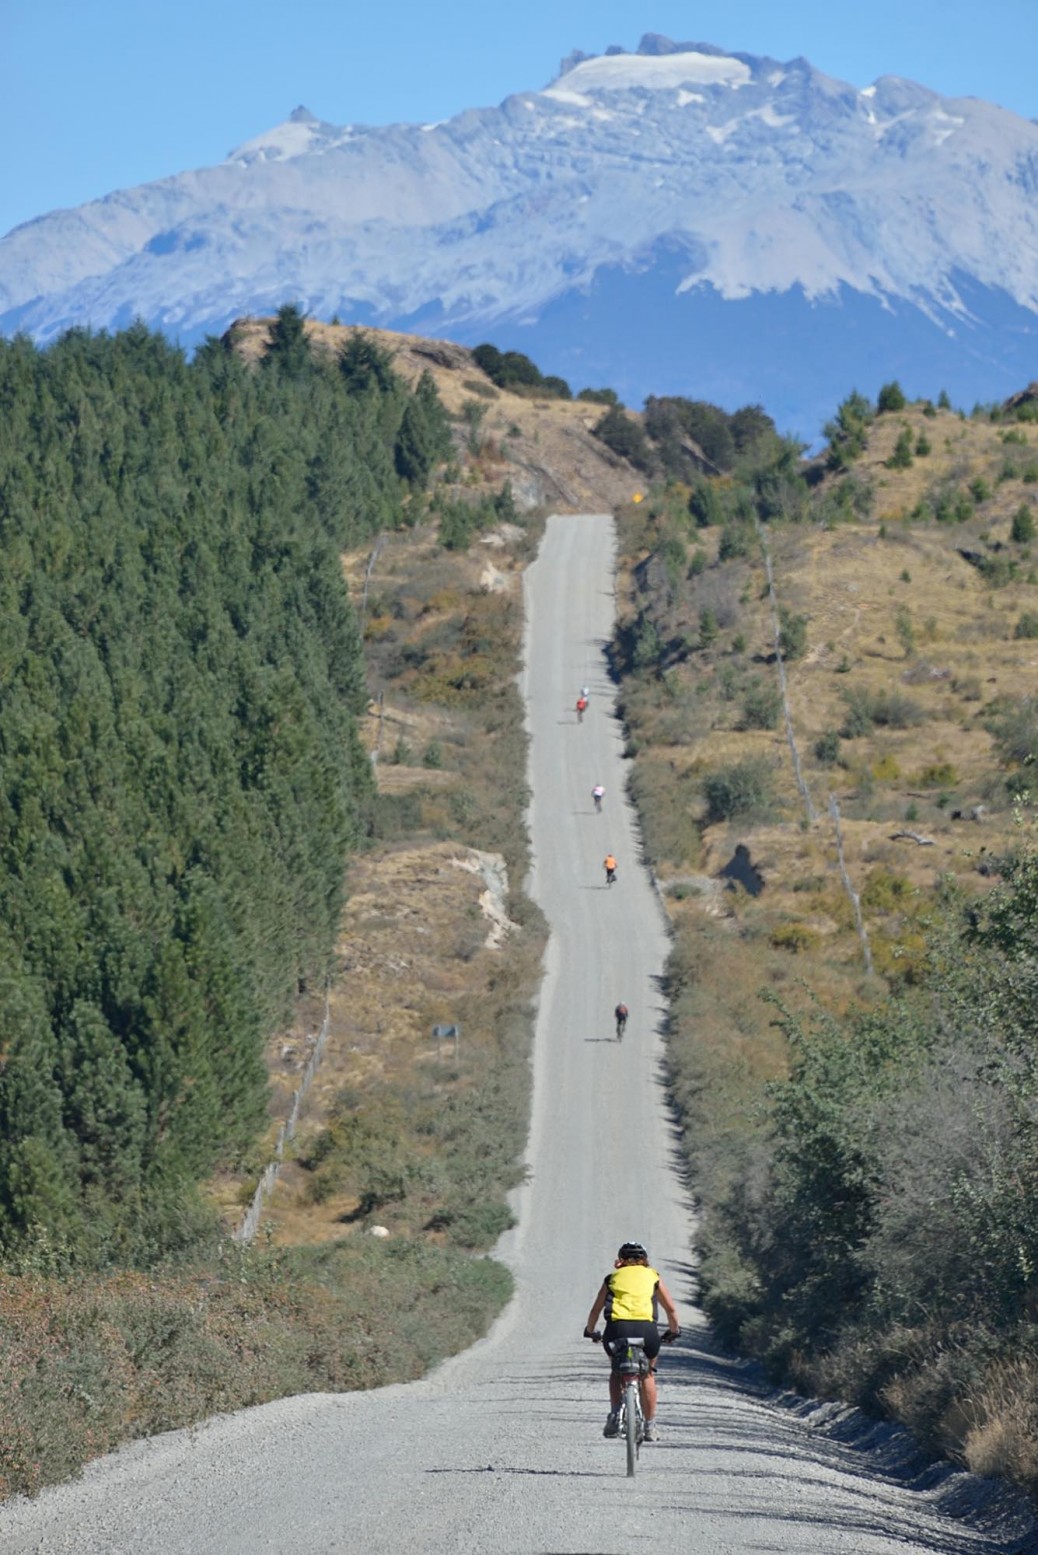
[{"left": 3, "top": 35, "right": 1038, "bottom": 434}]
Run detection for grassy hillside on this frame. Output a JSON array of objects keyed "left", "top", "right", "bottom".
[{"left": 611, "top": 384, "right": 1038, "bottom": 1492}]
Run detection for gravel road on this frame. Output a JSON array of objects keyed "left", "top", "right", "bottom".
[{"left": 1, "top": 513, "right": 1033, "bottom": 1553}]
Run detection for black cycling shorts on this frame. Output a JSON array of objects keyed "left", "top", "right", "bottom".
[{"left": 602, "top": 1319, "right": 660, "bottom": 1366}]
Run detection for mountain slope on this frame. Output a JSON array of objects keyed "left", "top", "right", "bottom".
[{"left": 4, "top": 36, "right": 1038, "bottom": 434}]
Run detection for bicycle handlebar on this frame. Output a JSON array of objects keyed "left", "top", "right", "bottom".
[{"left": 584, "top": 1326, "right": 680, "bottom": 1344}]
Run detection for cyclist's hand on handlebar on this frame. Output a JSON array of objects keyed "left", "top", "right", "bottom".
[
  {"left": 584, "top": 1327, "right": 602, "bottom": 1342},
  {"left": 661, "top": 1327, "right": 681, "bottom": 1344}
]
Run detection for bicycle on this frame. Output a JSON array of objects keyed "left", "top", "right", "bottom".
[
  {"left": 614, "top": 1004, "right": 628, "bottom": 1041},
  {"left": 587, "top": 1331, "right": 662, "bottom": 1476},
  {"left": 613, "top": 1334, "right": 649, "bottom": 1476}
]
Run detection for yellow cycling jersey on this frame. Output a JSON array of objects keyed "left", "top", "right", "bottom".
[{"left": 605, "top": 1264, "right": 659, "bottom": 1322}]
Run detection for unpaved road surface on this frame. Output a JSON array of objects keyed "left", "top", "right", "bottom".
[{"left": 2, "top": 514, "right": 1032, "bottom": 1553}]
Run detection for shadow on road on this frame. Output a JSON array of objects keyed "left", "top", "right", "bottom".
[{"left": 426, "top": 1466, "right": 614, "bottom": 1480}]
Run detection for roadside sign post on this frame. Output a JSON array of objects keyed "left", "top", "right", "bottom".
[{"left": 431, "top": 1022, "right": 460, "bottom": 1060}]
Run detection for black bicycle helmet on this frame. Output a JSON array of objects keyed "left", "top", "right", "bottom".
[{"left": 617, "top": 1241, "right": 648, "bottom": 1260}]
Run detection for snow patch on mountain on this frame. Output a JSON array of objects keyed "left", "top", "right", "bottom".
[{"left": 553, "top": 50, "right": 752, "bottom": 94}]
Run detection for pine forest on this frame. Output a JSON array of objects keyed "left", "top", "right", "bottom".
[{"left": 0, "top": 311, "right": 451, "bottom": 1264}]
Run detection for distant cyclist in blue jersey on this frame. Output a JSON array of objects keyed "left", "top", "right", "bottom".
[{"left": 583, "top": 1241, "right": 680, "bottom": 1442}]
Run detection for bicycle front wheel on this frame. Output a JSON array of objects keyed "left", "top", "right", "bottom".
[{"left": 624, "top": 1379, "right": 639, "bottom": 1477}]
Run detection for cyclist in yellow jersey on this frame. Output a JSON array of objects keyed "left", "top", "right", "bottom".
[{"left": 583, "top": 1241, "right": 680, "bottom": 1441}]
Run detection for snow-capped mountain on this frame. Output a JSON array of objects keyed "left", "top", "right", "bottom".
[{"left": 4, "top": 35, "right": 1038, "bottom": 435}]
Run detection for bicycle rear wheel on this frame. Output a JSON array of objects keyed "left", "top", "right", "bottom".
[{"left": 624, "top": 1379, "right": 639, "bottom": 1477}]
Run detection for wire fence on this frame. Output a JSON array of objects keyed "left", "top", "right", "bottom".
[
  {"left": 756, "top": 518, "right": 816, "bottom": 825},
  {"left": 755, "top": 520, "right": 877, "bottom": 973},
  {"left": 234, "top": 993, "right": 331, "bottom": 1244}
]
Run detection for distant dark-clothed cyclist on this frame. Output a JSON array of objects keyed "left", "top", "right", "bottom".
[{"left": 614, "top": 1002, "right": 628, "bottom": 1040}]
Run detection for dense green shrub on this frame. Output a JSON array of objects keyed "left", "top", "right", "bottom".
[
  {"left": 977, "top": 554, "right": 1018, "bottom": 587},
  {"left": 814, "top": 729, "right": 842, "bottom": 765},
  {"left": 718, "top": 523, "right": 754, "bottom": 562},
  {"left": 470, "top": 343, "right": 570, "bottom": 399},
  {"left": 437, "top": 483, "right": 518, "bottom": 551},
  {"left": 689, "top": 479, "right": 726, "bottom": 528},
  {"left": 985, "top": 695, "right": 1038, "bottom": 767},
  {"left": 697, "top": 854, "right": 1038, "bottom": 1459},
  {"left": 593, "top": 405, "right": 655, "bottom": 472},
  {"left": 933, "top": 485, "right": 975, "bottom": 524},
  {"left": 1011, "top": 504, "right": 1036, "bottom": 543},
  {"left": 702, "top": 758, "right": 774, "bottom": 823},
  {"left": 778, "top": 610, "right": 808, "bottom": 661},
  {"left": 740, "top": 679, "right": 782, "bottom": 731},
  {"left": 839, "top": 686, "right": 924, "bottom": 738}
]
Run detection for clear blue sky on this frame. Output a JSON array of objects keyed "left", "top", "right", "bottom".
[{"left": 4, "top": 0, "right": 1037, "bottom": 238}]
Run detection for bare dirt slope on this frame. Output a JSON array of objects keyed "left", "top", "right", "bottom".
[{"left": 1, "top": 514, "right": 1029, "bottom": 1553}]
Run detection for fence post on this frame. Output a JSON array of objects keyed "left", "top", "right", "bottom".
[
  {"left": 233, "top": 991, "right": 332, "bottom": 1243},
  {"left": 359, "top": 534, "right": 384, "bottom": 627},
  {"left": 756, "top": 518, "right": 816, "bottom": 825},
  {"left": 828, "top": 794, "right": 873, "bottom": 975}
]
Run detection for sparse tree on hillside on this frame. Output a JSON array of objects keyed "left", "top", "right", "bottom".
[
  {"left": 338, "top": 331, "right": 399, "bottom": 397},
  {"left": 778, "top": 609, "right": 808, "bottom": 661},
  {"left": 262, "top": 303, "right": 313, "bottom": 378},
  {"left": 886, "top": 426, "right": 915, "bottom": 469},
  {"left": 877, "top": 380, "right": 908, "bottom": 413},
  {"left": 1012, "top": 504, "right": 1036, "bottom": 544},
  {"left": 394, "top": 372, "right": 452, "bottom": 488},
  {"left": 824, "top": 389, "right": 874, "bottom": 470}
]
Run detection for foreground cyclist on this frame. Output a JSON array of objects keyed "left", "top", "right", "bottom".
[{"left": 583, "top": 1241, "right": 680, "bottom": 1441}]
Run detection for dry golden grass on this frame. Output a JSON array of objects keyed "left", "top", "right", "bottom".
[
  {"left": 857, "top": 407, "right": 1038, "bottom": 527},
  {"left": 212, "top": 512, "right": 543, "bottom": 1251},
  {"left": 620, "top": 439, "right": 1038, "bottom": 998},
  {"left": 260, "top": 839, "right": 518, "bottom": 1245},
  {"left": 615, "top": 403, "right": 1038, "bottom": 1348}
]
